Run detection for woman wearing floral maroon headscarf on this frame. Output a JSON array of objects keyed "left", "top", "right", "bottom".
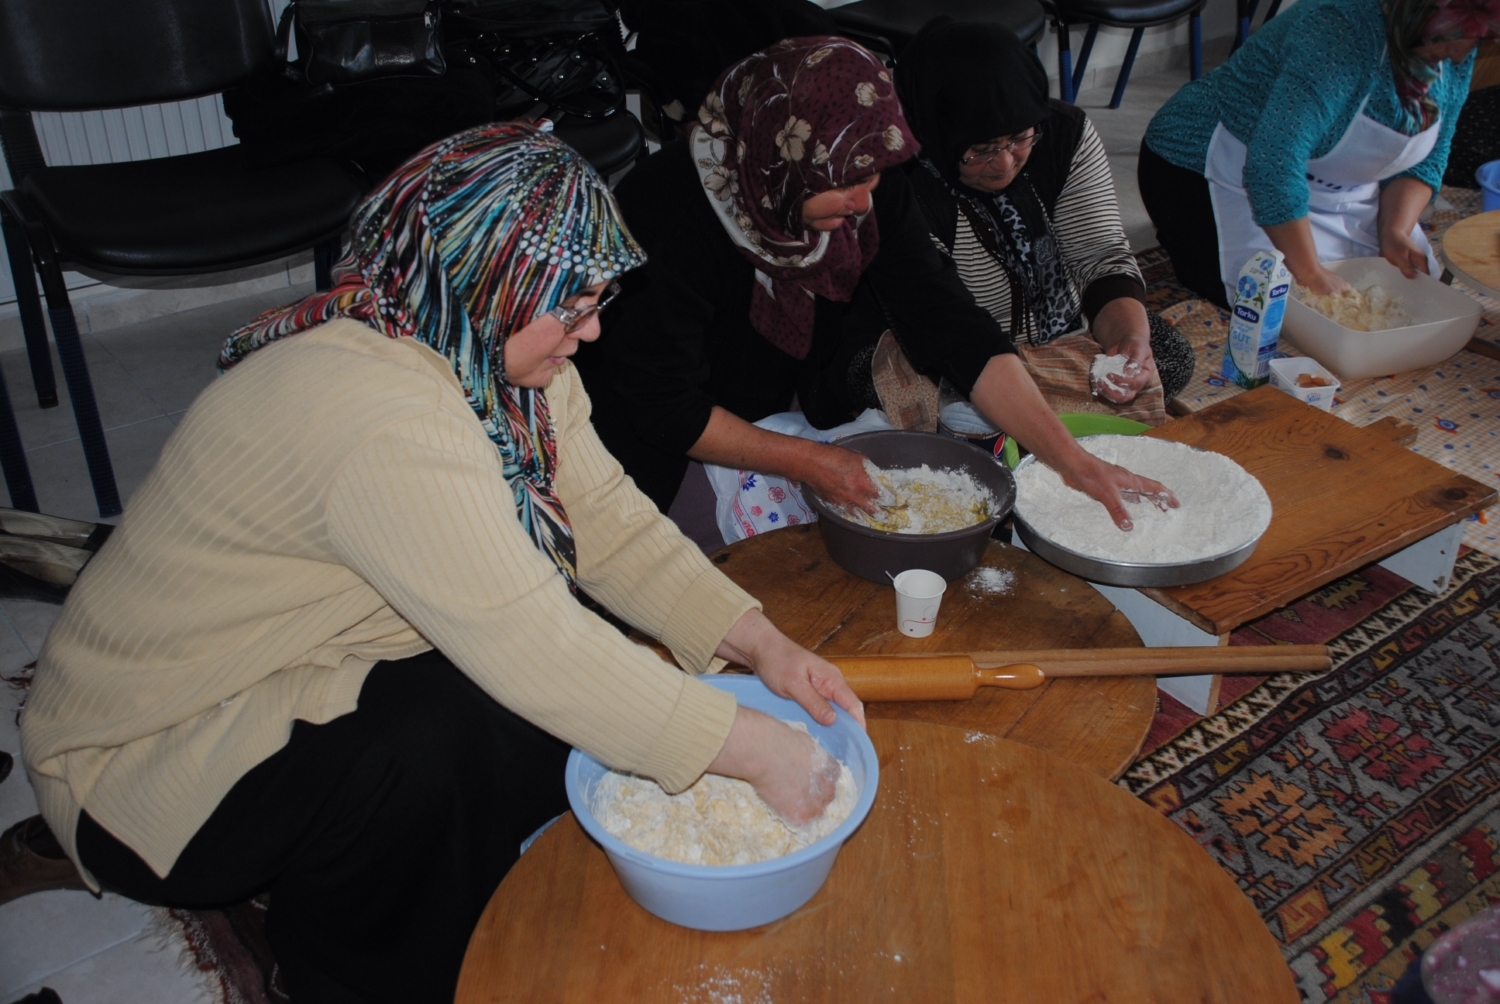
[{"left": 576, "top": 37, "right": 1172, "bottom": 531}]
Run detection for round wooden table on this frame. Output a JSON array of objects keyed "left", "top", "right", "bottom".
[
  {"left": 456, "top": 721, "right": 1297, "bottom": 1004},
  {"left": 1440, "top": 209, "right": 1500, "bottom": 299},
  {"left": 707, "top": 524, "right": 1155, "bottom": 780}
]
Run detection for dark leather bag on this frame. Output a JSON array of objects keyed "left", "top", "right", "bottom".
[
  {"left": 445, "top": 0, "right": 624, "bottom": 119},
  {"left": 293, "top": 0, "right": 446, "bottom": 84}
]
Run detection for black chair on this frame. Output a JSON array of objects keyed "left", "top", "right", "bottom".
[
  {"left": 1042, "top": 0, "right": 1206, "bottom": 107},
  {"left": 0, "top": 0, "right": 369, "bottom": 517},
  {"left": 1233, "top": 0, "right": 1283, "bottom": 52},
  {"left": 828, "top": 0, "right": 1047, "bottom": 59}
]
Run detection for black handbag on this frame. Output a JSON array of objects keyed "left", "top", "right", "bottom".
[
  {"left": 289, "top": 0, "right": 446, "bottom": 85},
  {"left": 444, "top": 0, "right": 624, "bottom": 119}
]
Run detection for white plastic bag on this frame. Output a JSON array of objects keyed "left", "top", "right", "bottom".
[{"left": 705, "top": 408, "right": 894, "bottom": 544}]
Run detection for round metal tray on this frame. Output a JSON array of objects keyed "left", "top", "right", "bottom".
[{"left": 1010, "top": 451, "right": 1265, "bottom": 588}]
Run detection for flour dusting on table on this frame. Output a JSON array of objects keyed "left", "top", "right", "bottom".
[
  {"left": 968, "top": 566, "right": 1016, "bottom": 595},
  {"left": 1014, "top": 435, "right": 1270, "bottom": 564},
  {"left": 593, "top": 738, "right": 856, "bottom": 865}
]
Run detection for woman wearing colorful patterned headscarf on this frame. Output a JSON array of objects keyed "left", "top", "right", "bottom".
[
  {"left": 21, "top": 123, "right": 861, "bottom": 1004},
  {"left": 578, "top": 36, "right": 1173, "bottom": 531},
  {"left": 1142, "top": 0, "right": 1498, "bottom": 309}
]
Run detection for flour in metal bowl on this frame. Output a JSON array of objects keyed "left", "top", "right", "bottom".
[
  {"left": 1014, "top": 436, "right": 1271, "bottom": 564},
  {"left": 834, "top": 459, "right": 998, "bottom": 535}
]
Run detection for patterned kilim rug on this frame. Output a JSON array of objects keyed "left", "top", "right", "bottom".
[{"left": 1125, "top": 548, "right": 1500, "bottom": 1003}]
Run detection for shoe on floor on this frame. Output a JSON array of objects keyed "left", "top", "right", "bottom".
[
  {"left": 0, "top": 508, "right": 113, "bottom": 552},
  {"left": 0, "top": 815, "right": 91, "bottom": 906},
  {"left": 13, "top": 989, "right": 62, "bottom": 1004}
]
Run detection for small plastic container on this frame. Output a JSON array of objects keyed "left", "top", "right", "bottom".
[
  {"left": 566, "top": 675, "right": 879, "bottom": 931},
  {"left": 893, "top": 568, "right": 946, "bottom": 637},
  {"left": 1478, "top": 159, "right": 1500, "bottom": 213},
  {"left": 1268, "top": 357, "right": 1340, "bottom": 411}
]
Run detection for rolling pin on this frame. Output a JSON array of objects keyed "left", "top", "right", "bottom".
[{"left": 826, "top": 645, "right": 1331, "bottom": 702}]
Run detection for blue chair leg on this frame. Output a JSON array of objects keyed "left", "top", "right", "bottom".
[
  {"left": 0, "top": 209, "right": 58, "bottom": 409},
  {"left": 1073, "top": 23, "right": 1099, "bottom": 97},
  {"left": 1108, "top": 28, "right": 1144, "bottom": 109},
  {"left": 1057, "top": 22, "right": 1075, "bottom": 103},
  {"left": 1190, "top": 10, "right": 1203, "bottom": 80},
  {"left": 31, "top": 247, "right": 120, "bottom": 518},
  {"left": 0, "top": 358, "right": 38, "bottom": 513},
  {"left": 314, "top": 236, "right": 341, "bottom": 292}
]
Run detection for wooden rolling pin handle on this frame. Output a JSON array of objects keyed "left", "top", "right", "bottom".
[{"left": 827, "top": 656, "right": 1045, "bottom": 702}]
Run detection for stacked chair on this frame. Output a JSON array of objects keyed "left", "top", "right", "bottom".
[
  {"left": 827, "top": 0, "right": 1047, "bottom": 58},
  {"left": 1041, "top": 0, "right": 1207, "bottom": 107},
  {"left": 0, "top": 0, "right": 369, "bottom": 517}
]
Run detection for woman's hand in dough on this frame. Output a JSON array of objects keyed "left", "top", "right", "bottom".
[
  {"left": 1380, "top": 229, "right": 1430, "bottom": 280},
  {"left": 717, "top": 608, "right": 865, "bottom": 727},
  {"left": 1056, "top": 448, "right": 1178, "bottom": 531},
  {"left": 1297, "top": 265, "right": 1352, "bottom": 297},
  {"left": 708, "top": 705, "right": 841, "bottom": 825},
  {"left": 797, "top": 443, "right": 881, "bottom": 514}
]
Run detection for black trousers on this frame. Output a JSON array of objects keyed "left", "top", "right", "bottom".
[
  {"left": 77, "top": 650, "right": 571, "bottom": 1004},
  {"left": 1137, "top": 140, "right": 1231, "bottom": 310}
]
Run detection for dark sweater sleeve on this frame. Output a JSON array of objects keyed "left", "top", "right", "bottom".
[
  {"left": 589, "top": 152, "right": 730, "bottom": 458},
  {"left": 864, "top": 169, "right": 1016, "bottom": 395}
]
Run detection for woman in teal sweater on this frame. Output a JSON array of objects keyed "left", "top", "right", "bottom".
[{"left": 1139, "top": 0, "right": 1496, "bottom": 308}]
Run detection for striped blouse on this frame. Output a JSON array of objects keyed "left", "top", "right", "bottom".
[{"left": 934, "top": 118, "right": 1143, "bottom": 345}]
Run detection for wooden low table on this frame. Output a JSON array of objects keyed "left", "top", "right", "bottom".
[
  {"left": 1080, "top": 385, "right": 1495, "bottom": 713},
  {"left": 456, "top": 721, "right": 1298, "bottom": 1004},
  {"left": 1440, "top": 209, "right": 1500, "bottom": 300},
  {"left": 706, "top": 526, "right": 1155, "bottom": 781}
]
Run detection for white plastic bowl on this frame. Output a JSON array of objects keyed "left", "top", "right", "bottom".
[
  {"left": 1268, "top": 356, "right": 1339, "bottom": 411},
  {"left": 565, "top": 675, "right": 878, "bottom": 931},
  {"left": 1280, "top": 257, "right": 1481, "bottom": 380}
]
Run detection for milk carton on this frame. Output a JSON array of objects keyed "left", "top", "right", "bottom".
[{"left": 1221, "top": 250, "right": 1292, "bottom": 388}]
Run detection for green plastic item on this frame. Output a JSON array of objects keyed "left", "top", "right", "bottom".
[{"left": 1000, "top": 413, "right": 1151, "bottom": 469}]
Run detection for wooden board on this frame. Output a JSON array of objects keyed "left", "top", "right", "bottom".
[
  {"left": 708, "top": 524, "right": 1155, "bottom": 780},
  {"left": 1442, "top": 210, "right": 1500, "bottom": 300},
  {"left": 456, "top": 721, "right": 1298, "bottom": 1004},
  {"left": 1140, "top": 385, "right": 1495, "bottom": 635}
]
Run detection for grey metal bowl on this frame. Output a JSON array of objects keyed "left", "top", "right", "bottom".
[
  {"left": 803, "top": 430, "right": 1016, "bottom": 584},
  {"left": 1010, "top": 451, "right": 1264, "bottom": 588}
]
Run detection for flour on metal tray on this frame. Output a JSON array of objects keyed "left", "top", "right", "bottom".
[{"left": 1014, "top": 435, "right": 1271, "bottom": 564}]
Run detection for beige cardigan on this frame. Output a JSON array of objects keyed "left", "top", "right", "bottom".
[{"left": 22, "top": 319, "right": 755, "bottom": 885}]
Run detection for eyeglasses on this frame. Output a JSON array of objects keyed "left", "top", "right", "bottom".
[
  {"left": 547, "top": 280, "right": 622, "bottom": 332},
  {"left": 961, "top": 129, "right": 1043, "bottom": 166}
]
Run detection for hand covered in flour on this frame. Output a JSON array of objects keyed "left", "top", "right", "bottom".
[
  {"left": 716, "top": 608, "right": 866, "bottom": 728},
  {"left": 1057, "top": 449, "right": 1178, "bottom": 531},
  {"left": 1297, "top": 264, "right": 1352, "bottom": 297},
  {"left": 708, "top": 706, "right": 842, "bottom": 826},
  {"left": 1091, "top": 300, "right": 1156, "bottom": 404},
  {"left": 797, "top": 442, "right": 882, "bottom": 514}
]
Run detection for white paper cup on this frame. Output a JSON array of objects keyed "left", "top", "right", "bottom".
[{"left": 893, "top": 569, "right": 947, "bottom": 638}]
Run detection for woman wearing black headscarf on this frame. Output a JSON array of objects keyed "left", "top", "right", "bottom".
[{"left": 895, "top": 19, "right": 1195, "bottom": 413}]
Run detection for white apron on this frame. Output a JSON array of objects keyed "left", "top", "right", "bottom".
[{"left": 1205, "top": 94, "right": 1443, "bottom": 296}]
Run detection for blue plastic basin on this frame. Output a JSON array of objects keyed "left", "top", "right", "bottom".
[
  {"left": 1479, "top": 160, "right": 1500, "bottom": 213},
  {"left": 565, "top": 675, "right": 878, "bottom": 931}
]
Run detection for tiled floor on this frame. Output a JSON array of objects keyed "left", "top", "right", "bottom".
[{"left": 0, "top": 65, "right": 1199, "bottom": 1004}]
